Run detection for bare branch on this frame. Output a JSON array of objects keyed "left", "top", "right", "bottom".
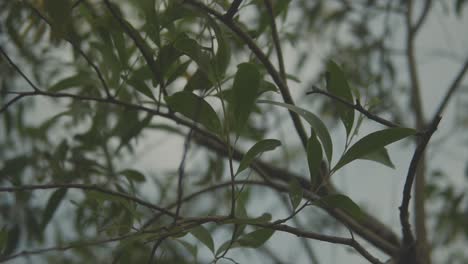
[
  {"left": 307, "top": 88, "right": 400, "bottom": 128},
  {"left": 0, "top": 45, "right": 41, "bottom": 92},
  {"left": 411, "top": 0, "right": 433, "bottom": 35},
  {"left": 224, "top": 0, "right": 243, "bottom": 19},
  {"left": 399, "top": 116, "right": 441, "bottom": 252},
  {"left": 263, "top": 0, "right": 286, "bottom": 82},
  {"left": 256, "top": 223, "right": 384, "bottom": 264}
]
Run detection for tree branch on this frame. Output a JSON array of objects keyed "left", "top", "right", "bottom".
[
  {"left": 399, "top": 116, "right": 441, "bottom": 260},
  {"left": 263, "top": 0, "right": 286, "bottom": 82},
  {"left": 255, "top": 223, "right": 384, "bottom": 264},
  {"left": 411, "top": 0, "right": 432, "bottom": 35},
  {"left": 307, "top": 88, "right": 400, "bottom": 128},
  {"left": 224, "top": 0, "right": 243, "bottom": 19}
]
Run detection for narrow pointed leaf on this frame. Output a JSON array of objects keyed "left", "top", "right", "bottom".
[
  {"left": 190, "top": 225, "right": 215, "bottom": 253},
  {"left": 258, "top": 100, "right": 332, "bottom": 163},
  {"left": 166, "top": 91, "right": 221, "bottom": 133},
  {"left": 288, "top": 179, "right": 303, "bottom": 210},
  {"left": 316, "top": 194, "right": 364, "bottom": 221},
  {"left": 360, "top": 147, "right": 395, "bottom": 169},
  {"left": 333, "top": 128, "right": 416, "bottom": 171},
  {"left": 42, "top": 188, "right": 68, "bottom": 230},
  {"left": 326, "top": 61, "right": 354, "bottom": 136},
  {"left": 236, "top": 139, "right": 281, "bottom": 175},
  {"left": 237, "top": 228, "right": 275, "bottom": 248},
  {"left": 119, "top": 169, "right": 146, "bottom": 182},
  {"left": 307, "top": 132, "right": 323, "bottom": 186},
  {"left": 231, "top": 63, "right": 261, "bottom": 134}
]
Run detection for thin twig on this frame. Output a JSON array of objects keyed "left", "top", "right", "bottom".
[
  {"left": 411, "top": 0, "right": 433, "bottom": 35},
  {"left": 0, "top": 45, "right": 40, "bottom": 91},
  {"left": 254, "top": 223, "right": 384, "bottom": 264},
  {"left": 307, "top": 88, "right": 400, "bottom": 128}
]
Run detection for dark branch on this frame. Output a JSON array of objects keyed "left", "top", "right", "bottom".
[
  {"left": 399, "top": 116, "right": 441, "bottom": 246},
  {"left": 307, "top": 88, "right": 400, "bottom": 128},
  {"left": 411, "top": 0, "right": 432, "bottom": 35},
  {"left": 263, "top": 0, "right": 286, "bottom": 82},
  {"left": 0, "top": 45, "right": 41, "bottom": 92},
  {"left": 224, "top": 0, "right": 243, "bottom": 19}
]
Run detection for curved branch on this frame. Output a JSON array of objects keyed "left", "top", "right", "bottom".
[
  {"left": 399, "top": 116, "right": 441, "bottom": 260},
  {"left": 307, "top": 88, "right": 400, "bottom": 128},
  {"left": 263, "top": 0, "right": 286, "bottom": 82},
  {"left": 255, "top": 223, "right": 384, "bottom": 264}
]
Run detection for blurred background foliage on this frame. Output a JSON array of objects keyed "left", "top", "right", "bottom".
[{"left": 1, "top": 0, "right": 467, "bottom": 263}]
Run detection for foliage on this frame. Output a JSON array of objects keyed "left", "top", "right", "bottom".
[{"left": 1, "top": 0, "right": 467, "bottom": 263}]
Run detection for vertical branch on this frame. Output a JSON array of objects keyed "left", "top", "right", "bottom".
[
  {"left": 263, "top": 0, "right": 286, "bottom": 82},
  {"left": 404, "top": 1, "right": 433, "bottom": 262}
]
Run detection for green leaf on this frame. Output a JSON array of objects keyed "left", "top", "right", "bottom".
[
  {"left": 48, "top": 73, "right": 93, "bottom": 92},
  {"left": 236, "top": 139, "right": 281, "bottom": 175},
  {"left": 316, "top": 194, "right": 364, "bottom": 221},
  {"left": 166, "top": 91, "right": 221, "bottom": 133},
  {"left": 360, "top": 147, "right": 395, "bottom": 169},
  {"left": 226, "top": 213, "right": 273, "bottom": 225},
  {"left": 174, "top": 239, "right": 198, "bottom": 259},
  {"left": 288, "top": 179, "right": 303, "bottom": 210},
  {"left": 42, "top": 188, "right": 68, "bottom": 230},
  {"left": 237, "top": 228, "right": 275, "bottom": 248},
  {"left": 326, "top": 61, "right": 354, "bottom": 136},
  {"left": 206, "top": 16, "right": 231, "bottom": 76},
  {"left": 2, "top": 224, "right": 20, "bottom": 255},
  {"left": 258, "top": 100, "right": 333, "bottom": 163},
  {"left": 174, "top": 35, "right": 214, "bottom": 82},
  {"left": 119, "top": 169, "right": 146, "bottom": 182},
  {"left": 184, "top": 69, "right": 212, "bottom": 92},
  {"left": 307, "top": 132, "right": 323, "bottom": 186},
  {"left": 116, "top": 113, "right": 153, "bottom": 152},
  {"left": 190, "top": 225, "right": 215, "bottom": 253},
  {"left": 231, "top": 63, "right": 262, "bottom": 134},
  {"left": 333, "top": 128, "right": 416, "bottom": 171},
  {"left": 127, "top": 77, "right": 155, "bottom": 101}
]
